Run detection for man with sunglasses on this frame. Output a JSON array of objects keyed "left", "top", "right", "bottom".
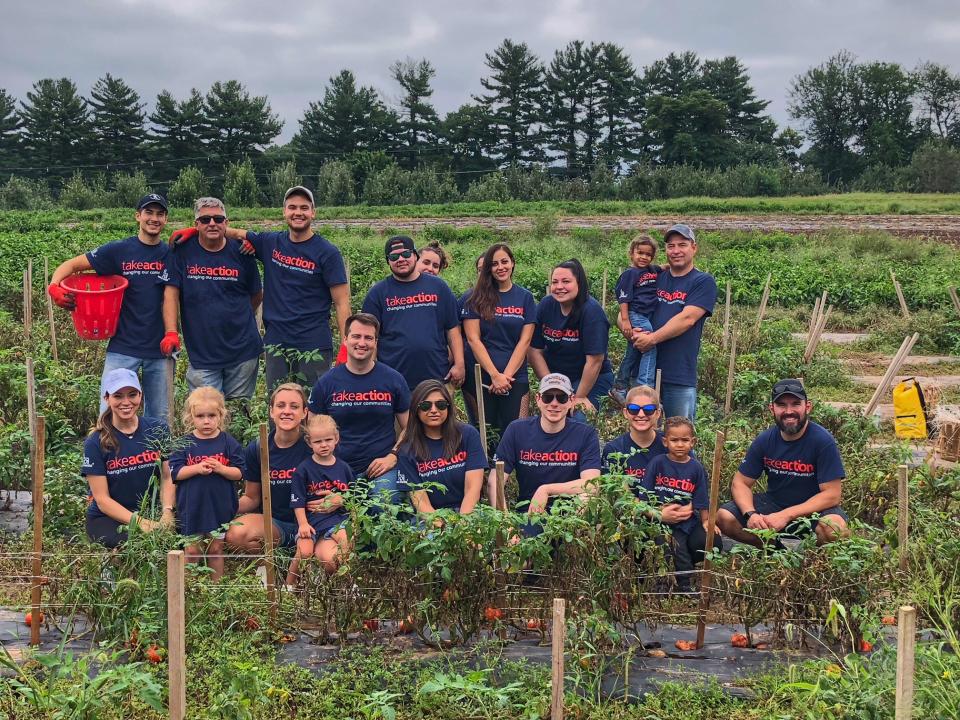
[
  {"left": 361, "top": 235, "right": 464, "bottom": 391},
  {"left": 159, "top": 197, "right": 263, "bottom": 398},
  {"left": 716, "top": 379, "right": 849, "bottom": 546},
  {"left": 490, "top": 373, "right": 601, "bottom": 534},
  {"left": 601, "top": 386, "right": 667, "bottom": 483}
]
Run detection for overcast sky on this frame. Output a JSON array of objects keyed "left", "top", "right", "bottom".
[{"left": 2, "top": 0, "right": 959, "bottom": 143}]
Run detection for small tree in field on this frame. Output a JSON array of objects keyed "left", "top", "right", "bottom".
[
  {"left": 168, "top": 166, "right": 210, "bottom": 208},
  {"left": 316, "top": 161, "right": 355, "bottom": 206},
  {"left": 223, "top": 157, "right": 260, "bottom": 207},
  {"left": 267, "top": 160, "right": 302, "bottom": 205}
]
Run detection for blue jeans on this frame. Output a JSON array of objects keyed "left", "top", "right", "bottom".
[
  {"left": 186, "top": 356, "right": 259, "bottom": 400},
  {"left": 614, "top": 312, "right": 656, "bottom": 389},
  {"left": 101, "top": 352, "right": 171, "bottom": 421},
  {"left": 571, "top": 369, "right": 615, "bottom": 423},
  {"left": 660, "top": 382, "right": 697, "bottom": 420},
  {"left": 363, "top": 468, "right": 404, "bottom": 513}
]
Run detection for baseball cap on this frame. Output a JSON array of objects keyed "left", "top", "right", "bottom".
[
  {"left": 539, "top": 373, "right": 574, "bottom": 396},
  {"left": 102, "top": 368, "right": 142, "bottom": 396},
  {"left": 771, "top": 378, "right": 807, "bottom": 403},
  {"left": 664, "top": 223, "right": 695, "bottom": 243},
  {"left": 136, "top": 193, "right": 168, "bottom": 211},
  {"left": 283, "top": 185, "right": 314, "bottom": 205},
  {"left": 384, "top": 235, "right": 417, "bottom": 258}
]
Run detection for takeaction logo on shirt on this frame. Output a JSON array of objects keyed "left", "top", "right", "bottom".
[
  {"left": 417, "top": 450, "right": 468, "bottom": 475},
  {"left": 88, "top": 449, "right": 161, "bottom": 475},
  {"left": 384, "top": 292, "right": 438, "bottom": 311},
  {"left": 519, "top": 449, "right": 579, "bottom": 467},
  {"left": 657, "top": 289, "right": 688, "bottom": 304},
  {"left": 186, "top": 452, "right": 231, "bottom": 465},
  {"left": 635, "top": 270, "right": 658, "bottom": 287},
  {"left": 624, "top": 466, "right": 645, "bottom": 479},
  {"left": 329, "top": 389, "right": 394, "bottom": 407},
  {"left": 763, "top": 457, "right": 815, "bottom": 477},
  {"left": 120, "top": 260, "right": 165, "bottom": 275},
  {"left": 542, "top": 325, "right": 580, "bottom": 342},
  {"left": 306, "top": 477, "right": 349, "bottom": 494},
  {"left": 271, "top": 248, "right": 316, "bottom": 274},
  {"left": 269, "top": 467, "right": 295, "bottom": 483},
  {"left": 653, "top": 472, "right": 696, "bottom": 495},
  {"left": 186, "top": 264, "right": 240, "bottom": 280},
  {"left": 495, "top": 305, "right": 526, "bottom": 318}
]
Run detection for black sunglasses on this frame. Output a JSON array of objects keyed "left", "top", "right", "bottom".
[
  {"left": 417, "top": 399, "right": 450, "bottom": 412},
  {"left": 540, "top": 391, "right": 570, "bottom": 405},
  {"left": 197, "top": 215, "right": 226, "bottom": 224},
  {"left": 388, "top": 250, "right": 414, "bottom": 261},
  {"left": 626, "top": 403, "right": 658, "bottom": 417}
]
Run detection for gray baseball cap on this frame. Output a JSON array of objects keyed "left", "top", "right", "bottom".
[
  {"left": 283, "top": 185, "right": 314, "bottom": 205},
  {"left": 664, "top": 223, "right": 695, "bottom": 243}
]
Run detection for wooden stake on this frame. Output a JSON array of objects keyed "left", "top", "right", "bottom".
[
  {"left": 23, "top": 268, "right": 31, "bottom": 341},
  {"left": 949, "top": 286, "right": 960, "bottom": 319},
  {"left": 26, "top": 357, "right": 37, "bottom": 442},
  {"left": 344, "top": 255, "right": 352, "bottom": 292},
  {"left": 27, "top": 259, "right": 33, "bottom": 331},
  {"left": 696, "top": 430, "right": 724, "bottom": 649},
  {"left": 895, "top": 605, "right": 916, "bottom": 720},
  {"left": 807, "top": 295, "right": 822, "bottom": 342},
  {"left": 803, "top": 294, "right": 828, "bottom": 362},
  {"left": 259, "top": 423, "right": 278, "bottom": 623},
  {"left": 551, "top": 598, "right": 566, "bottom": 720},
  {"left": 721, "top": 281, "right": 731, "bottom": 351},
  {"left": 43, "top": 258, "right": 58, "bottom": 362},
  {"left": 166, "top": 358, "right": 176, "bottom": 433},
  {"left": 891, "top": 270, "right": 910, "bottom": 319},
  {"left": 475, "top": 364, "right": 487, "bottom": 455},
  {"left": 167, "top": 550, "right": 186, "bottom": 720},
  {"left": 755, "top": 273, "right": 771, "bottom": 330},
  {"left": 601, "top": 268, "right": 608, "bottom": 309},
  {"left": 30, "top": 415, "right": 45, "bottom": 647},
  {"left": 724, "top": 333, "right": 737, "bottom": 415},
  {"left": 655, "top": 368, "right": 661, "bottom": 398},
  {"left": 495, "top": 460, "right": 507, "bottom": 512},
  {"left": 897, "top": 464, "right": 909, "bottom": 573},
  {"left": 865, "top": 333, "right": 919, "bottom": 416},
  {"left": 804, "top": 304, "right": 833, "bottom": 365}
]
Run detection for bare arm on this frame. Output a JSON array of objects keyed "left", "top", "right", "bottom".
[
  {"left": 224, "top": 227, "right": 247, "bottom": 242},
  {"left": 503, "top": 324, "right": 535, "bottom": 380},
  {"left": 445, "top": 326, "right": 465, "bottom": 384},
  {"left": 774, "top": 480, "right": 843, "bottom": 525},
  {"left": 50, "top": 254, "right": 93, "bottom": 285},
  {"left": 459, "top": 468, "right": 485, "bottom": 515},
  {"left": 330, "top": 283, "right": 351, "bottom": 341},
  {"left": 410, "top": 490, "right": 436, "bottom": 516},
  {"left": 464, "top": 319, "right": 501, "bottom": 379},
  {"left": 527, "top": 346, "right": 549, "bottom": 379},
  {"left": 160, "top": 461, "right": 175, "bottom": 524},
  {"left": 162, "top": 285, "right": 180, "bottom": 334},
  {"left": 636, "top": 305, "right": 707, "bottom": 351},
  {"left": 250, "top": 290, "right": 263, "bottom": 311},
  {"left": 529, "top": 468, "right": 602, "bottom": 512},
  {"left": 237, "top": 481, "right": 262, "bottom": 514},
  {"left": 573, "top": 355, "right": 604, "bottom": 408},
  {"left": 730, "top": 471, "right": 758, "bottom": 515}
]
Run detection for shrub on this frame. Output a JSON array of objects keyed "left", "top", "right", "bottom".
[
  {"left": 363, "top": 163, "right": 407, "bottom": 205},
  {"left": 852, "top": 163, "right": 902, "bottom": 192},
  {"left": 405, "top": 167, "right": 459, "bottom": 204},
  {"left": 167, "top": 166, "right": 210, "bottom": 208},
  {"left": 59, "top": 171, "right": 108, "bottom": 210},
  {"left": 109, "top": 170, "right": 150, "bottom": 208},
  {"left": 266, "top": 160, "right": 302, "bottom": 205},
  {"left": 0, "top": 176, "right": 52, "bottom": 210},
  {"left": 463, "top": 172, "right": 510, "bottom": 202},
  {"left": 223, "top": 157, "right": 261, "bottom": 207},
  {"left": 901, "top": 140, "right": 960, "bottom": 193},
  {"left": 316, "top": 161, "right": 356, "bottom": 206}
]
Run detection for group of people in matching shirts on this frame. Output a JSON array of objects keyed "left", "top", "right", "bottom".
[{"left": 58, "top": 187, "right": 851, "bottom": 593}]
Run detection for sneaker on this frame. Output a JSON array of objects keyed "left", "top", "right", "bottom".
[{"left": 608, "top": 387, "right": 627, "bottom": 408}]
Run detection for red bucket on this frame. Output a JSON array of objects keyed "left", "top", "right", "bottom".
[{"left": 61, "top": 273, "right": 129, "bottom": 340}]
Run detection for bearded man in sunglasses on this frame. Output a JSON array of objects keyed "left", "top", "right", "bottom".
[
  {"left": 490, "top": 373, "right": 602, "bottom": 536},
  {"left": 361, "top": 235, "right": 465, "bottom": 391},
  {"left": 160, "top": 197, "right": 263, "bottom": 398}
]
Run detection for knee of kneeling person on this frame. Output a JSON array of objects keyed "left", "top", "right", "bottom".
[
  {"left": 815, "top": 515, "right": 849, "bottom": 543},
  {"left": 715, "top": 508, "right": 738, "bottom": 533}
]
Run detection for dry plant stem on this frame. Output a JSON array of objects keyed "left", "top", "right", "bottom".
[
  {"left": 26, "top": 357, "right": 37, "bottom": 441},
  {"left": 601, "top": 268, "right": 608, "bottom": 309},
  {"left": 696, "top": 430, "right": 724, "bottom": 649},
  {"left": 949, "top": 286, "right": 960, "bottom": 318},
  {"left": 44, "top": 257, "right": 58, "bottom": 362},
  {"left": 891, "top": 269, "right": 910, "bottom": 319},
  {"left": 259, "top": 423, "right": 278, "bottom": 624}
]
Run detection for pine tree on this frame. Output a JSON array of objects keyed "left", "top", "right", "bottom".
[
  {"left": 701, "top": 57, "right": 775, "bottom": 145},
  {"left": 148, "top": 89, "right": 209, "bottom": 163},
  {"left": 204, "top": 80, "right": 283, "bottom": 162},
  {"left": 476, "top": 39, "right": 545, "bottom": 167},
  {"left": 88, "top": 74, "right": 146, "bottom": 166},
  {"left": 390, "top": 58, "right": 440, "bottom": 168},
  {"left": 0, "top": 89, "right": 22, "bottom": 170},
  {"left": 19, "top": 78, "right": 94, "bottom": 171},
  {"left": 595, "top": 43, "right": 638, "bottom": 168},
  {"left": 543, "top": 40, "right": 592, "bottom": 174},
  {"left": 439, "top": 103, "right": 498, "bottom": 186}
]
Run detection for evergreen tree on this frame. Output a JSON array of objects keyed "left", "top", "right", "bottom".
[
  {"left": 0, "top": 89, "right": 22, "bottom": 170},
  {"left": 19, "top": 78, "right": 94, "bottom": 172},
  {"left": 476, "top": 39, "right": 545, "bottom": 167},
  {"left": 390, "top": 57, "right": 440, "bottom": 168},
  {"left": 439, "top": 103, "right": 498, "bottom": 188},
  {"left": 543, "top": 40, "right": 592, "bottom": 173},
  {"left": 148, "top": 89, "right": 209, "bottom": 163},
  {"left": 595, "top": 43, "right": 636, "bottom": 168},
  {"left": 642, "top": 52, "right": 702, "bottom": 98},
  {"left": 701, "top": 57, "right": 775, "bottom": 144},
  {"left": 88, "top": 73, "right": 146, "bottom": 166},
  {"left": 204, "top": 80, "right": 282, "bottom": 162}
]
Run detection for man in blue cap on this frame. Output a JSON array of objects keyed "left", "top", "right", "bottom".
[{"left": 633, "top": 223, "right": 716, "bottom": 419}]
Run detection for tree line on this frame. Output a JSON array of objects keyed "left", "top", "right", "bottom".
[{"left": 1, "top": 40, "right": 959, "bottom": 208}]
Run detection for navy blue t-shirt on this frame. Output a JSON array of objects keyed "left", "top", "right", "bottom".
[
  {"left": 245, "top": 231, "right": 347, "bottom": 352},
  {"left": 494, "top": 418, "right": 601, "bottom": 504},
  {"left": 738, "top": 422, "right": 846, "bottom": 508},
  {"left": 601, "top": 432, "right": 667, "bottom": 484},
  {"left": 531, "top": 295, "right": 612, "bottom": 384},
  {"left": 289, "top": 456, "right": 354, "bottom": 535},
  {"left": 651, "top": 268, "right": 717, "bottom": 387},
  {"left": 462, "top": 284, "right": 537, "bottom": 385},
  {"left": 243, "top": 433, "right": 312, "bottom": 523},
  {"left": 85, "top": 236, "right": 169, "bottom": 358},
  {"left": 169, "top": 432, "right": 244, "bottom": 536},
  {"left": 398, "top": 424, "right": 487, "bottom": 510},
  {"left": 361, "top": 273, "right": 460, "bottom": 389},
  {"left": 162, "top": 239, "right": 263, "bottom": 370},
  {"left": 308, "top": 362, "right": 411, "bottom": 475},
  {"left": 615, "top": 266, "right": 660, "bottom": 317},
  {"left": 82, "top": 416, "right": 170, "bottom": 520},
  {"left": 641, "top": 454, "right": 709, "bottom": 534}
]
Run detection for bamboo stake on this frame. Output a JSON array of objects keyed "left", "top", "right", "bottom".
[
  {"left": 755, "top": 273, "right": 771, "bottom": 330},
  {"left": 30, "top": 416, "right": 45, "bottom": 647},
  {"left": 655, "top": 368, "right": 661, "bottom": 398},
  {"left": 696, "top": 430, "right": 724, "bottom": 649},
  {"left": 601, "top": 268, "right": 608, "bottom": 309},
  {"left": 259, "top": 424, "right": 278, "bottom": 623},
  {"left": 895, "top": 606, "right": 916, "bottom": 720},
  {"left": 26, "top": 357, "right": 37, "bottom": 442},
  {"left": 495, "top": 460, "right": 507, "bottom": 512},
  {"left": 807, "top": 294, "right": 822, "bottom": 342},
  {"left": 475, "top": 364, "right": 487, "bottom": 454},
  {"left": 891, "top": 270, "right": 910, "bottom": 319},
  {"left": 865, "top": 333, "right": 919, "bottom": 416},
  {"left": 803, "top": 294, "right": 827, "bottom": 361},
  {"left": 721, "top": 281, "right": 731, "bottom": 350},
  {"left": 804, "top": 304, "right": 833, "bottom": 365},
  {"left": 167, "top": 550, "right": 186, "bottom": 720},
  {"left": 949, "top": 286, "right": 960, "bottom": 319},
  {"left": 551, "top": 598, "right": 566, "bottom": 720},
  {"left": 44, "top": 258, "right": 58, "bottom": 362},
  {"left": 724, "top": 333, "right": 737, "bottom": 415},
  {"left": 898, "top": 464, "right": 909, "bottom": 573},
  {"left": 166, "top": 358, "right": 176, "bottom": 433},
  {"left": 23, "top": 268, "right": 31, "bottom": 341},
  {"left": 27, "top": 259, "right": 33, "bottom": 332}
]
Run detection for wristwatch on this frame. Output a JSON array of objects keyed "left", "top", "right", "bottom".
[{"left": 743, "top": 510, "right": 756, "bottom": 524}]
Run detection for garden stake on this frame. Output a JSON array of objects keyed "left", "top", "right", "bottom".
[
  {"left": 696, "top": 430, "right": 725, "bottom": 650},
  {"left": 949, "top": 286, "right": 960, "bottom": 318},
  {"left": 23, "top": 267, "right": 31, "bottom": 341},
  {"left": 494, "top": 460, "right": 508, "bottom": 632},
  {"left": 895, "top": 605, "right": 917, "bottom": 720},
  {"left": 167, "top": 550, "right": 186, "bottom": 720},
  {"left": 344, "top": 255, "right": 351, "bottom": 292},
  {"left": 166, "top": 359, "right": 176, "bottom": 433},
  {"left": 891, "top": 270, "right": 910, "bottom": 319},
  {"left": 26, "top": 357, "right": 37, "bottom": 441},
  {"left": 803, "top": 304, "right": 833, "bottom": 365},
  {"left": 806, "top": 294, "right": 822, "bottom": 344},
  {"left": 803, "top": 293, "right": 828, "bottom": 362},
  {"left": 495, "top": 460, "right": 507, "bottom": 512},
  {"left": 898, "top": 464, "right": 909, "bottom": 573},
  {"left": 722, "top": 281, "right": 731, "bottom": 350},
  {"left": 30, "top": 415, "right": 45, "bottom": 647},
  {"left": 475, "top": 364, "right": 488, "bottom": 454},
  {"left": 551, "top": 598, "right": 565, "bottom": 720},
  {"left": 724, "top": 333, "right": 737, "bottom": 415},
  {"left": 259, "top": 423, "right": 278, "bottom": 624},
  {"left": 655, "top": 368, "right": 662, "bottom": 398},
  {"left": 44, "top": 258, "right": 58, "bottom": 362},
  {"left": 601, "top": 268, "right": 608, "bottom": 309},
  {"left": 754, "top": 273, "right": 771, "bottom": 330},
  {"left": 865, "top": 333, "right": 919, "bottom": 416}
]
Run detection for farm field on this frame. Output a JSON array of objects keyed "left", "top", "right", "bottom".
[{"left": 0, "top": 205, "right": 958, "bottom": 719}]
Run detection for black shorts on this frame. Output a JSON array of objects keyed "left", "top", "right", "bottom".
[{"left": 720, "top": 492, "right": 848, "bottom": 537}]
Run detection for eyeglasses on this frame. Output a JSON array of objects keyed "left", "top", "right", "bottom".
[
  {"left": 196, "top": 215, "right": 226, "bottom": 225},
  {"left": 388, "top": 250, "right": 414, "bottom": 261},
  {"left": 626, "top": 403, "right": 658, "bottom": 417},
  {"left": 540, "top": 391, "right": 569, "bottom": 405},
  {"left": 417, "top": 400, "right": 450, "bottom": 412}
]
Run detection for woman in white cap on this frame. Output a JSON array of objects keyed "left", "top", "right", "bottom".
[{"left": 81, "top": 368, "right": 175, "bottom": 547}]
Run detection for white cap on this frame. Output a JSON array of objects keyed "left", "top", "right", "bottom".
[{"left": 102, "top": 368, "right": 141, "bottom": 396}]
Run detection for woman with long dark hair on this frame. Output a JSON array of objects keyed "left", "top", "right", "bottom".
[
  {"left": 397, "top": 380, "right": 487, "bottom": 518},
  {"left": 528, "top": 258, "right": 614, "bottom": 419},
  {"left": 463, "top": 243, "right": 536, "bottom": 452}
]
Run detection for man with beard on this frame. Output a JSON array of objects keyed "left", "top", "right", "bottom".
[
  {"left": 361, "top": 235, "right": 464, "bottom": 391},
  {"left": 717, "top": 379, "right": 849, "bottom": 546}
]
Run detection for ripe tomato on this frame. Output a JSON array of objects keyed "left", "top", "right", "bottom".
[
  {"left": 244, "top": 616, "right": 261, "bottom": 631},
  {"left": 859, "top": 639, "right": 874, "bottom": 653},
  {"left": 674, "top": 639, "right": 697, "bottom": 651},
  {"left": 526, "top": 618, "right": 542, "bottom": 630},
  {"left": 146, "top": 645, "right": 163, "bottom": 664},
  {"left": 398, "top": 616, "right": 415, "bottom": 634},
  {"left": 24, "top": 611, "right": 43, "bottom": 626},
  {"left": 363, "top": 619, "right": 379, "bottom": 632},
  {"left": 484, "top": 606, "right": 503, "bottom": 622},
  {"left": 731, "top": 633, "right": 749, "bottom": 648},
  {"left": 881, "top": 615, "right": 897, "bottom": 626}
]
